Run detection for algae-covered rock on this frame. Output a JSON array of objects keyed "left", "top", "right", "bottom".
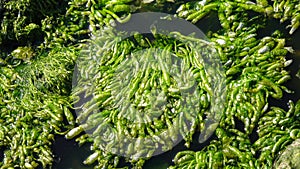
[{"left": 274, "top": 138, "right": 300, "bottom": 169}]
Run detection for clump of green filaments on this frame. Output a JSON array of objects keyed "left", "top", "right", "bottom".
[{"left": 0, "top": 0, "right": 300, "bottom": 169}]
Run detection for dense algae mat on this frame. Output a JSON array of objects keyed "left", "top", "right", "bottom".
[{"left": 0, "top": 0, "right": 300, "bottom": 168}]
